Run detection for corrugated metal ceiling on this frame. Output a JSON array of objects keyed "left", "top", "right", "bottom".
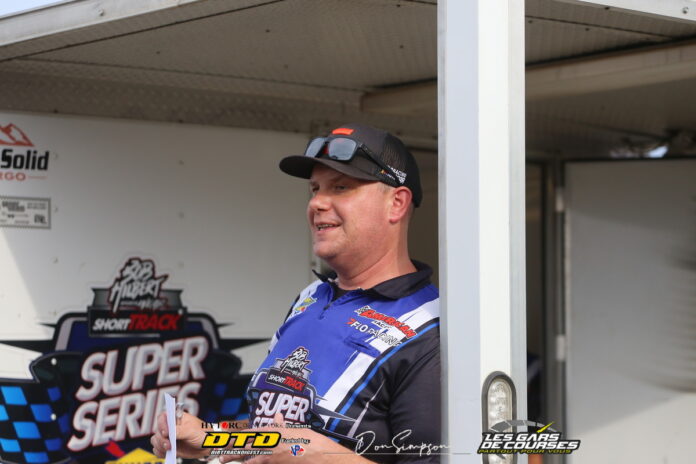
[
  {"left": 527, "top": 75, "right": 696, "bottom": 157},
  {"left": 0, "top": 0, "right": 694, "bottom": 156},
  {"left": 24, "top": 0, "right": 437, "bottom": 89},
  {"left": 527, "top": 0, "right": 696, "bottom": 63}
]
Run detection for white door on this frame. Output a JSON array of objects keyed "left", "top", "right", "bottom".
[{"left": 565, "top": 159, "right": 696, "bottom": 462}]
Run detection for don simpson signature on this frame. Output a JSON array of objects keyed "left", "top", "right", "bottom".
[{"left": 355, "top": 429, "right": 449, "bottom": 457}]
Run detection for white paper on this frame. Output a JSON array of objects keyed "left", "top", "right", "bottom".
[{"left": 164, "top": 394, "right": 177, "bottom": 464}]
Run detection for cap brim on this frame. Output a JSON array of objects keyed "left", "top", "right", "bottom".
[{"left": 279, "top": 155, "right": 379, "bottom": 182}]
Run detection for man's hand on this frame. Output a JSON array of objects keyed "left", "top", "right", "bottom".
[
  {"left": 150, "top": 410, "right": 209, "bottom": 459},
  {"left": 218, "top": 413, "right": 374, "bottom": 464}
]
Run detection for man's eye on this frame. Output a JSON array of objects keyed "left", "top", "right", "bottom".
[{"left": 335, "top": 185, "right": 347, "bottom": 191}]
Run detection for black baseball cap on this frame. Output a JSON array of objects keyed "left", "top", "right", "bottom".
[{"left": 279, "top": 123, "right": 423, "bottom": 207}]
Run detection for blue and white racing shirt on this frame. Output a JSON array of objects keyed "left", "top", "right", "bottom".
[{"left": 247, "top": 261, "right": 441, "bottom": 463}]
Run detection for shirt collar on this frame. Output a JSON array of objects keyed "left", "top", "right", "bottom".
[{"left": 312, "top": 260, "right": 433, "bottom": 300}]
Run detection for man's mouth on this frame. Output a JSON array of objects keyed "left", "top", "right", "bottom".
[{"left": 315, "top": 223, "right": 339, "bottom": 231}]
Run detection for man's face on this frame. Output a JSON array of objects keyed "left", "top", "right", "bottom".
[{"left": 307, "top": 164, "right": 391, "bottom": 265}]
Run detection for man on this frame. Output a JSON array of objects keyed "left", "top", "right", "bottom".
[{"left": 151, "top": 123, "right": 441, "bottom": 462}]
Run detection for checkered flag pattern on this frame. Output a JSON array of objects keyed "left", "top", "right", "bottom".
[
  {"left": 0, "top": 353, "right": 79, "bottom": 464},
  {"left": 0, "top": 383, "right": 70, "bottom": 464}
]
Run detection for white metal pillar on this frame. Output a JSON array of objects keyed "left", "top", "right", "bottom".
[{"left": 438, "top": 0, "right": 527, "bottom": 462}]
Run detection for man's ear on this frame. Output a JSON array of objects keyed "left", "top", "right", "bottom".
[{"left": 388, "top": 187, "right": 413, "bottom": 223}]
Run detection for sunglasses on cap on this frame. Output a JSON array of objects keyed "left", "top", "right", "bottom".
[{"left": 303, "top": 136, "right": 402, "bottom": 188}]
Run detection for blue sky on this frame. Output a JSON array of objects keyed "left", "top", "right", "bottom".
[{"left": 0, "top": 0, "right": 67, "bottom": 18}]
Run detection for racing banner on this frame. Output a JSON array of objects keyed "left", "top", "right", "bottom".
[{"left": 0, "top": 257, "right": 261, "bottom": 464}]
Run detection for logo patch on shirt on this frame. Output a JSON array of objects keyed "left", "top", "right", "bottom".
[
  {"left": 278, "top": 347, "right": 311, "bottom": 376},
  {"left": 345, "top": 318, "right": 403, "bottom": 347},
  {"left": 265, "top": 346, "right": 312, "bottom": 394},
  {"left": 250, "top": 347, "right": 318, "bottom": 428},
  {"left": 354, "top": 305, "right": 417, "bottom": 338},
  {"left": 293, "top": 296, "right": 317, "bottom": 314}
]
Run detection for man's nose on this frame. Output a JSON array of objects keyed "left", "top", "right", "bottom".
[{"left": 308, "top": 190, "right": 330, "bottom": 211}]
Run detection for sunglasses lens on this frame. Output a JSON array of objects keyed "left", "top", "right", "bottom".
[
  {"left": 304, "top": 137, "right": 326, "bottom": 158},
  {"left": 327, "top": 138, "right": 358, "bottom": 161}
]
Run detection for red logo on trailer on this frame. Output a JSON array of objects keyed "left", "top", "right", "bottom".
[
  {"left": 0, "top": 123, "right": 33, "bottom": 146},
  {"left": 0, "top": 122, "right": 50, "bottom": 182}
]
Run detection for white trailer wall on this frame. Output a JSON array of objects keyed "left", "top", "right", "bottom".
[
  {"left": 0, "top": 110, "right": 311, "bottom": 377},
  {"left": 565, "top": 159, "right": 696, "bottom": 462}
]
